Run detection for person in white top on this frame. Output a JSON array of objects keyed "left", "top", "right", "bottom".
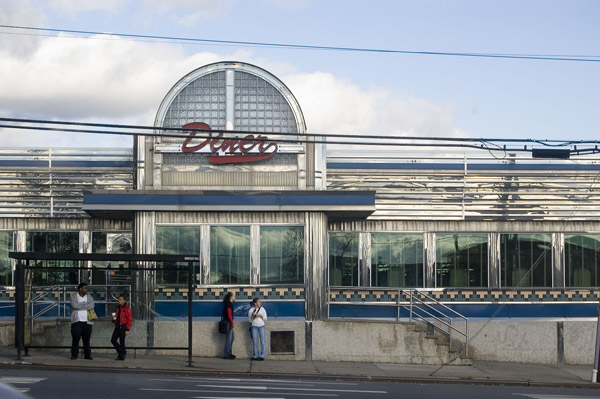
[
  {"left": 69, "top": 282, "right": 95, "bottom": 360},
  {"left": 248, "top": 298, "right": 267, "bottom": 360}
]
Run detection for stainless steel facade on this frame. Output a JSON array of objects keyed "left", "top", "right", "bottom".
[
  {"left": 0, "top": 148, "right": 132, "bottom": 218},
  {"left": 327, "top": 150, "right": 600, "bottom": 221}
]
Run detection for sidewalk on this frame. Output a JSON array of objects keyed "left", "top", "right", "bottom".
[{"left": 0, "top": 346, "right": 596, "bottom": 389}]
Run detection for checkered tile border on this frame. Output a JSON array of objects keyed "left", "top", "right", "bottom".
[
  {"left": 329, "top": 289, "right": 600, "bottom": 303},
  {"left": 154, "top": 286, "right": 305, "bottom": 301}
]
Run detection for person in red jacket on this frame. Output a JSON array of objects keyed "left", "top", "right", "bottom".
[
  {"left": 111, "top": 294, "right": 132, "bottom": 361},
  {"left": 222, "top": 292, "right": 236, "bottom": 359}
]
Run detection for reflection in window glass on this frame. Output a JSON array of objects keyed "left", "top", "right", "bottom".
[
  {"left": 210, "top": 226, "right": 250, "bottom": 284},
  {"left": 371, "top": 233, "right": 423, "bottom": 287},
  {"left": 0, "top": 232, "right": 12, "bottom": 286},
  {"left": 91, "top": 232, "right": 132, "bottom": 285},
  {"left": 260, "top": 226, "right": 304, "bottom": 284},
  {"left": 436, "top": 234, "right": 488, "bottom": 288},
  {"left": 329, "top": 233, "right": 358, "bottom": 286},
  {"left": 565, "top": 234, "right": 600, "bottom": 287},
  {"left": 156, "top": 226, "right": 200, "bottom": 285},
  {"left": 27, "top": 232, "right": 79, "bottom": 285},
  {"left": 501, "top": 234, "right": 552, "bottom": 287}
]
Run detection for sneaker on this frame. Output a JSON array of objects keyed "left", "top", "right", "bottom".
[
  {"left": 251, "top": 357, "right": 258, "bottom": 360},
  {"left": 257, "top": 357, "right": 264, "bottom": 361}
]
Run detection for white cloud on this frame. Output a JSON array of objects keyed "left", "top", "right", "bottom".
[
  {"left": 46, "top": 0, "right": 128, "bottom": 14},
  {"left": 284, "top": 71, "right": 468, "bottom": 152},
  {"left": 0, "top": 0, "right": 47, "bottom": 57},
  {"left": 141, "top": 0, "right": 235, "bottom": 24},
  {"left": 0, "top": 31, "right": 467, "bottom": 148}
]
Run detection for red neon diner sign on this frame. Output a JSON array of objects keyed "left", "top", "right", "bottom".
[{"left": 181, "top": 122, "right": 278, "bottom": 164}]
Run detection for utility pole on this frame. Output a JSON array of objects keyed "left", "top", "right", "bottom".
[{"left": 592, "top": 304, "right": 600, "bottom": 383}]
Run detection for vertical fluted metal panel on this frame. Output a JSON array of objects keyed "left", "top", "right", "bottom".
[
  {"left": 200, "top": 224, "right": 211, "bottom": 285},
  {"left": 250, "top": 224, "right": 260, "bottom": 285},
  {"left": 79, "top": 231, "right": 91, "bottom": 284},
  {"left": 359, "top": 232, "right": 371, "bottom": 287},
  {"left": 305, "top": 212, "right": 328, "bottom": 321},
  {"left": 13, "top": 231, "right": 26, "bottom": 284},
  {"left": 424, "top": 232, "right": 436, "bottom": 288},
  {"left": 488, "top": 233, "right": 501, "bottom": 288},
  {"left": 553, "top": 233, "right": 565, "bottom": 288},
  {"left": 134, "top": 212, "right": 156, "bottom": 325}
]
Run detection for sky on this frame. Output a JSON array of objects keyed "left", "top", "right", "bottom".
[{"left": 0, "top": 0, "right": 598, "bottom": 149}]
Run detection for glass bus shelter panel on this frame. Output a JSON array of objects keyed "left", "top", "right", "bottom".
[
  {"left": 26, "top": 232, "right": 79, "bottom": 285},
  {"left": 156, "top": 226, "right": 200, "bottom": 285},
  {"left": 91, "top": 232, "right": 132, "bottom": 285}
]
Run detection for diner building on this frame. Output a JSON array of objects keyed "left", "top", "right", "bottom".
[{"left": 1, "top": 61, "right": 599, "bottom": 364}]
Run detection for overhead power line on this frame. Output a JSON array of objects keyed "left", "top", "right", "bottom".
[
  {"left": 0, "top": 24, "right": 599, "bottom": 63},
  {"left": 1, "top": 117, "right": 599, "bottom": 156}
]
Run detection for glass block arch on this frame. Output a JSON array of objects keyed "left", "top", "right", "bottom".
[{"left": 155, "top": 62, "right": 306, "bottom": 134}]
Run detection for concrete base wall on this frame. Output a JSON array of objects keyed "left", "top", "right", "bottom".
[
  {"left": 462, "top": 320, "right": 595, "bottom": 365},
  {"left": 28, "top": 320, "right": 149, "bottom": 354},
  {"left": 312, "top": 320, "right": 452, "bottom": 364},
  {"left": 1, "top": 318, "right": 597, "bottom": 365},
  {"left": 154, "top": 320, "right": 306, "bottom": 361}
]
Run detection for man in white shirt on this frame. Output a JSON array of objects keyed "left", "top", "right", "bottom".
[
  {"left": 70, "top": 283, "right": 95, "bottom": 360},
  {"left": 248, "top": 298, "right": 267, "bottom": 360}
]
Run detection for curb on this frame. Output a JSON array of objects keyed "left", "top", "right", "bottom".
[{"left": 0, "top": 360, "right": 598, "bottom": 390}]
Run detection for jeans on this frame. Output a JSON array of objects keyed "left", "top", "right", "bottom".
[
  {"left": 223, "top": 323, "right": 234, "bottom": 358},
  {"left": 111, "top": 325, "right": 127, "bottom": 359},
  {"left": 251, "top": 325, "right": 266, "bottom": 359},
  {"left": 71, "top": 321, "right": 92, "bottom": 358}
]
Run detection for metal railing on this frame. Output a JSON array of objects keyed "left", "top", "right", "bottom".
[
  {"left": 29, "top": 284, "right": 131, "bottom": 322},
  {"left": 401, "top": 289, "right": 468, "bottom": 356},
  {"left": 327, "top": 286, "right": 469, "bottom": 356},
  {"left": 27, "top": 284, "right": 132, "bottom": 348}
]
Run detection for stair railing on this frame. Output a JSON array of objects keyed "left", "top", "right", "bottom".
[{"left": 400, "top": 289, "right": 469, "bottom": 356}]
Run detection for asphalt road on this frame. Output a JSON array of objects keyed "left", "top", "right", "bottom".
[{"left": 1, "top": 369, "right": 600, "bottom": 399}]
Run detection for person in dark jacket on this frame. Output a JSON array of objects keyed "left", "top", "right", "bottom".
[
  {"left": 111, "top": 294, "right": 133, "bottom": 361},
  {"left": 222, "top": 292, "right": 236, "bottom": 359}
]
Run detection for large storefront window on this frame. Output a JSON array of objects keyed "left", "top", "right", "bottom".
[
  {"left": 565, "top": 234, "right": 600, "bottom": 287},
  {"left": 329, "top": 232, "right": 358, "bottom": 286},
  {"left": 436, "top": 234, "right": 488, "bottom": 288},
  {"left": 156, "top": 226, "right": 200, "bottom": 285},
  {"left": 371, "top": 233, "right": 424, "bottom": 287},
  {"left": 260, "top": 226, "right": 304, "bottom": 284},
  {"left": 91, "top": 232, "right": 132, "bottom": 285},
  {"left": 501, "top": 234, "right": 552, "bottom": 287},
  {"left": 0, "top": 232, "right": 12, "bottom": 286},
  {"left": 27, "top": 232, "right": 79, "bottom": 285},
  {"left": 210, "top": 226, "right": 250, "bottom": 284}
]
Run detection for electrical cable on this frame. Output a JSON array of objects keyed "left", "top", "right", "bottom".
[
  {"left": 1, "top": 117, "right": 600, "bottom": 151},
  {"left": 1, "top": 24, "right": 599, "bottom": 63}
]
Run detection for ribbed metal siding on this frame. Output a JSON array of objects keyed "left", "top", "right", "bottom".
[
  {"left": 156, "top": 212, "right": 305, "bottom": 225},
  {"left": 0, "top": 148, "right": 133, "bottom": 218},
  {"left": 327, "top": 151, "right": 600, "bottom": 221}
]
